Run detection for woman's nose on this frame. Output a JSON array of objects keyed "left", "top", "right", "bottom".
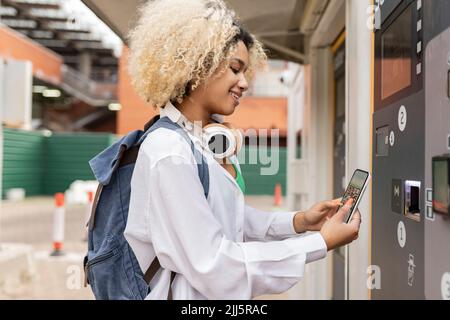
[{"left": 238, "top": 74, "right": 249, "bottom": 92}]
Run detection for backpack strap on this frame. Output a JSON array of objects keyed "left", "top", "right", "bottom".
[
  {"left": 118, "top": 115, "right": 161, "bottom": 169},
  {"left": 141, "top": 116, "right": 210, "bottom": 198},
  {"left": 87, "top": 183, "right": 103, "bottom": 231},
  {"left": 144, "top": 115, "right": 161, "bottom": 131},
  {"left": 144, "top": 257, "right": 162, "bottom": 284},
  {"left": 143, "top": 257, "right": 176, "bottom": 300},
  {"left": 168, "top": 271, "right": 176, "bottom": 300}
]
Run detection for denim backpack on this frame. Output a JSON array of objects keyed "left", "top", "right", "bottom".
[{"left": 83, "top": 116, "right": 210, "bottom": 300}]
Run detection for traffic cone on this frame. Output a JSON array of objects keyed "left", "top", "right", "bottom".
[
  {"left": 83, "top": 191, "right": 94, "bottom": 242},
  {"left": 274, "top": 183, "right": 282, "bottom": 207},
  {"left": 51, "top": 193, "right": 65, "bottom": 257}
]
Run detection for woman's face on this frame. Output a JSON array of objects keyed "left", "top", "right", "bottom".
[{"left": 196, "top": 40, "right": 250, "bottom": 116}]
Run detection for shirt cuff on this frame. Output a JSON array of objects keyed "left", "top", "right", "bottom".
[
  {"left": 269, "top": 211, "right": 298, "bottom": 238},
  {"left": 305, "top": 232, "right": 328, "bottom": 263},
  {"left": 284, "top": 232, "right": 328, "bottom": 264}
]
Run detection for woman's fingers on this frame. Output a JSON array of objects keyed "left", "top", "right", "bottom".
[
  {"left": 348, "top": 209, "right": 361, "bottom": 240},
  {"left": 336, "top": 199, "right": 354, "bottom": 222},
  {"left": 350, "top": 209, "right": 362, "bottom": 225},
  {"left": 322, "top": 199, "right": 342, "bottom": 209},
  {"left": 321, "top": 199, "right": 342, "bottom": 217}
]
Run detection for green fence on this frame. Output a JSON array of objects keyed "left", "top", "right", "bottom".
[
  {"left": 3, "top": 129, "right": 46, "bottom": 197},
  {"left": 240, "top": 146, "right": 287, "bottom": 196},
  {"left": 2, "top": 128, "right": 116, "bottom": 198},
  {"left": 44, "top": 133, "right": 117, "bottom": 195}
]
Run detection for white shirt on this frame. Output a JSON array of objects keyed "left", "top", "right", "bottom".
[{"left": 124, "top": 102, "right": 327, "bottom": 300}]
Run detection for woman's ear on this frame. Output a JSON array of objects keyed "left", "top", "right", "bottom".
[{"left": 184, "top": 81, "right": 192, "bottom": 98}]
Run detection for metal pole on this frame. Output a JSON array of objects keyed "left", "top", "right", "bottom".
[{"left": 344, "top": 244, "right": 349, "bottom": 300}]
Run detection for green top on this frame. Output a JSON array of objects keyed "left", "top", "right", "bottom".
[{"left": 231, "top": 161, "right": 246, "bottom": 194}]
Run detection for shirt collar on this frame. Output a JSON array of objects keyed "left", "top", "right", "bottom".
[
  {"left": 160, "top": 101, "right": 205, "bottom": 146},
  {"left": 160, "top": 101, "right": 184, "bottom": 125}
]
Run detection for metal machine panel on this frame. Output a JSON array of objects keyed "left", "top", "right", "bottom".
[
  {"left": 372, "top": 0, "right": 425, "bottom": 299},
  {"left": 372, "top": 0, "right": 450, "bottom": 300},
  {"left": 424, "top": 24, "right": 450, "bottom": 300}
]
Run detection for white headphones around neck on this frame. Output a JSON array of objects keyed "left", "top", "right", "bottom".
[{"left": 203, "top": 122, "right": 243, "bottom": 160}]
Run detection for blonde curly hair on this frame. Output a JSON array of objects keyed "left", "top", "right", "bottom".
[{"left": 127, "top": 0, "right": 267, "bottom": 108}]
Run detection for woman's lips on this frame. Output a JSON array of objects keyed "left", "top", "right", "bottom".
[{"left": 229, "top": 91, "right": 240, "bottom": 106}]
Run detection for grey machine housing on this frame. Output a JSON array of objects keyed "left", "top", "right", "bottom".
[{"left": 372, "top": 0, "right": 450, "bottom": 299}]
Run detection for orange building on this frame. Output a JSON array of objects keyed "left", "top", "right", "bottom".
[{"left": 0, "top": 26, "right": 62, "bottom": 85}]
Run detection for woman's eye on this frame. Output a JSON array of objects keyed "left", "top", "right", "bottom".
[{"left": 230, "top": 67, "right": 240, "bottom": 74}]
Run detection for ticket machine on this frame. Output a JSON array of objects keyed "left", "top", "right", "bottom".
[{"left": 372, "top": 0, "right": 450, "bottom": 299}]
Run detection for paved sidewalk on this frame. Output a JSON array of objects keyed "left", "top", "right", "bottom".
[
  {"left": 1, "top": 197, "right": 94, "bottom": 300},
  {"left": 0, "top": 195, "right": 287, "bottom": 300}
]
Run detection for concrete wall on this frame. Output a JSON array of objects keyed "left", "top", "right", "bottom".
[
  {"left": 346, "top": 0, "right": 372, "bottom": 300},
  {"left": 301, "top": 47, "right": 335, "bottom": 300},
  {"left": 287, "top": 64, "right": 305, "bottom": 211}
]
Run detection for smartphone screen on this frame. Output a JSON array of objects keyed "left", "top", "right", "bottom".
[{"left": 340, "top": 170, "right": 370, "bottom": 223}]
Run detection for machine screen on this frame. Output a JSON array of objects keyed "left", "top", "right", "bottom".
[
  {"left": 381, "top": 5, "right": 412, "bottom": 100},
  {"left": 433, "top": 160, "right": 449, "bottom": 215}
]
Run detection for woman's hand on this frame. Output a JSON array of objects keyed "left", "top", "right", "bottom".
[
  {"left": 319, "top": 199, "right": 362, "bottom": 251},
  {"left": 293, "top": 199, "right": 342, "bottom": 234}
]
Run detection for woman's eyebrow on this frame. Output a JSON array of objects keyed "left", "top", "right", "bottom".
[{"left": 231, "top": 58, "right": 248, "bottom": 71}]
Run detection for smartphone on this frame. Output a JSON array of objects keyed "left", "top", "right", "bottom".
[{"left": 339, "top": 169, "right": 371, "bottom": 223}]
